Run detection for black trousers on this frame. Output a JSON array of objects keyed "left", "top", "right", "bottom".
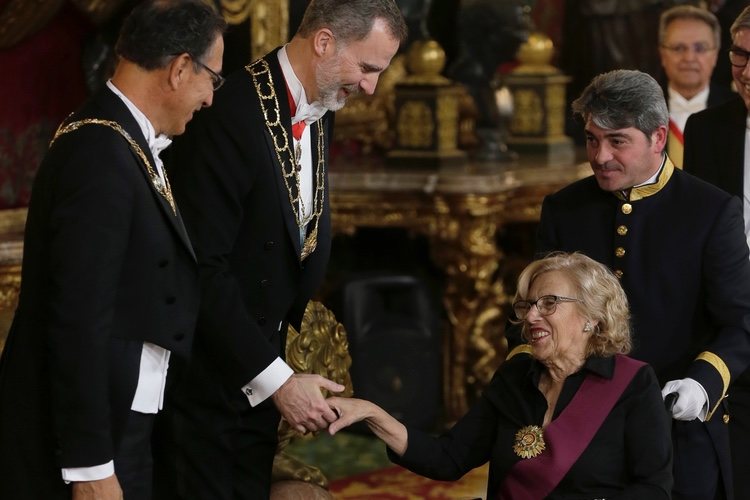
[
  {"left": 672, "top": 418, "right": 730, "bottom": 500},
  {"left": 730, "top": 380, "right": 750, "bottom": 500},
  {"left": 153, "top": 354, "right": 281, "bottom": 500}
]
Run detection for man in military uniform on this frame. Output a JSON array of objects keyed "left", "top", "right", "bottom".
[{"left": 531, "top": 69, "right": 750, "bottom": 500}]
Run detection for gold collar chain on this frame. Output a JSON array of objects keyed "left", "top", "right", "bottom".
[
  {"left": 246, "top": 58, "right": 326, "bottom": 261},
  {"left": 51, "top": 118, "right": 176, "bottom": 215}
]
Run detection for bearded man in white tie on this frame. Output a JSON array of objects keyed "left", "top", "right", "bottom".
[
  {"left": 163, "top": 1, "right": 407, "bottom": 498},
  {"left": 659, "top": 5, "right": 734, "bottom": 168}
]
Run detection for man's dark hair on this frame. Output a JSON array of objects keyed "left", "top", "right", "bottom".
[
  {"left": 297, "top": 0, "right": 407, "bottom": 45},
  {"left": 115, "top": 0, "right": 226, "bottom": 70}
]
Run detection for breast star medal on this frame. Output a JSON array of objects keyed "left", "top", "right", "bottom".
[{"left": 513, "top": 425, "right": 546, "bottom": 459}]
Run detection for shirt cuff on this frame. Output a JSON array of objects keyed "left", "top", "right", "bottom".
[
  {"left": 694, "top": 378, "right": 709, "bottom": 421},
  {"left": 61, "top": 461, "right": 115, "bottom": 483},
  {"left": 241, "top": 357, "right": 293, "bottom": 407}
]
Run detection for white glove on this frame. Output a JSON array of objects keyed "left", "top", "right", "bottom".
[{"left": 661, "top": 378, "right": 709, "bottom": 421}]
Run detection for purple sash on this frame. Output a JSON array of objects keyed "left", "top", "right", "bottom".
[{"left": 498, "top": 355, "right": 645, "bottom": 500}]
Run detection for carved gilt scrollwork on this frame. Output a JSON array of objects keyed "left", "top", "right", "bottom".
[
  {"left": 0, "top": 264, "right": 21, "bottom": 353},
  {"left": 219, "top": 0, "right": 288, "bottom": 60},
  {"left": 430, "top": 193, "right": 507, "bottom": 418},
  {"left": 273, "top": 301, "right": 353, "bottom": 488}
]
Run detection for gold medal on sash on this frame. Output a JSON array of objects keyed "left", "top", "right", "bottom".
[{"left": 513, "top": 425, "right": 546, "bottom": 459}]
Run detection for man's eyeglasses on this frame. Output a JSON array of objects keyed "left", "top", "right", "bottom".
[
  {"left": 661, "top": 42, "right": 716, "bottom": 56},
  {"left": 729, "top": 45, "right": 750, "bottom": 68},
  {"left": 512, "top": 295, "right": 582, "bottom": 320},
  {"left": 195, "top": 60, "right": 225, "bottom": 91}
]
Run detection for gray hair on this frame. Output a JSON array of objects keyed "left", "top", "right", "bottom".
[
  {"left": 297, "top": 0, "right": 408, "bottom": 45},
  {"left": 659, "top": 5, "right": 720, "bottom": 48},
  {"left": 513, "top": 252, "right": 632, "bottom": 357},
  {"left": 731, "top": 5, "right": 750, "bottom": 38},
  {"left": 572, "top": 69, "right": 668, "bottom": 139}
]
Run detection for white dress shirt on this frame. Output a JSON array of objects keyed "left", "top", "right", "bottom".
[{"left": 668, "top": 86, "right": 710, "bottom": 133}]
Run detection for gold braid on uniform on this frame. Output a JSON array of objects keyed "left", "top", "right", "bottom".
[
  {"left": 695, "top": 351, "right": 731, "bottom": 421},
  {"left": 246, "top": 58, "right": 325, "bottom": 261},
  {"left": 51, "top": 118, "right": 176, "bottom": 215}
]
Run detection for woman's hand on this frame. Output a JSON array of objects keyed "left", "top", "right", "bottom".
[
  {"left": 326, "top": 396, "right": 409, "bottom": 456},
  {"left": 326, "top": 396, "right": 374, "bottom": 435}
]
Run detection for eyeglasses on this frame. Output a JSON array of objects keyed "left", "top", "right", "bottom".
[
  {"left": 661, "top": 42, "right": 716, "bottom": 56},
  {"left": 195, "top": 60, "right": 225, "bottom": 91},
  {"left": 512, "top": 295, "right": 582, "bottom": 320},
  {"left": 729, "top": 45, "right": 750, "bottom": 68}
]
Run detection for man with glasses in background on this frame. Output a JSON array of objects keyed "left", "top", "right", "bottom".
[
  {"left": 0, "top": 2, "right": 225, "bottom": 499},
  {"left": 684, "top": 6, "right": 750, "bottom": 499},
  {"left": 526, "top": 68, "right": 750, "bottom": 500},
  {"left": 659, "top": 4, "right": 733, "bottom": 168}
]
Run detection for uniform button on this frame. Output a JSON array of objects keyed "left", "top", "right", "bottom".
[
  {"left": 723, "top": 414, "right": 731, "bottom": 424},
  {"left": 615, "top": 247, "right": 625, "bottom": 258},
  {"left": 257, "top": 315, "right": 266, "bottom": 325},
  {"left": 616, "top": 225, "right": 628, "bottom": 236},
  {"left": 260, "top": 279, "right": 270, "bottom": 288},
  {"left": 173, "top": 333, "right": 185, "bottom": 341},
  {"left": 621, "top": 203, "right": 632, "bottom": 215},
  {"left": 165, "top": 296, "right": 176, "bottom": 304},
  {"left": 158, "top": 259, "right": 169, "bottom": 268},
  {"left": 264, "top": 241, "right": 275, "bottom": 250},
  {"left": 614, "top": 269, "right": 624, "bottom": 279}
]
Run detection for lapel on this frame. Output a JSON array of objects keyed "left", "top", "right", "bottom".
[
  {"left": 93, "top": 88, "right": 196, "bottom": 261},
  {"left": 258, "top": 51, "right": 305, "bottom": 258}
]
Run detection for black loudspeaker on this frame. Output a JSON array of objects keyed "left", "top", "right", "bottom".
[{"left": 342, "top": 275, "right": 442, "bottom": 432}]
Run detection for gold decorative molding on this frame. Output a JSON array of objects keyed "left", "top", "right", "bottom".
[
  {"left": 273, "top": 301, "right": 353, "bottom": 488},
  {"left": 219, "top": 0, "right": 288, "bottom": 60},
  {"left": 218, "top": 0, "right": 254, "bottom": 24}
]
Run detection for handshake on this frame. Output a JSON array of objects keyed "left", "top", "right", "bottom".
[
  {"left": 270, "top": 372, "right": 374, "bottom": 435},
  {"left": 270, "top": 372, "right": 405, "bottom": 453}
]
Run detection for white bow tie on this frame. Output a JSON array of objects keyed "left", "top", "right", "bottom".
[
  {"left": 293, "top": 99, "right": 328, "bottom": 126},
  {"left": 150, "top": 134, "right": 172, "bottom": 158}
]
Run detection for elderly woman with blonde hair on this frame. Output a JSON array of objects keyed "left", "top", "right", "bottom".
[{"left": 327, "top": 252, "right": 673, "bottom": 499}]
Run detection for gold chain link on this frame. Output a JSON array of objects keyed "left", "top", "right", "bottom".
[
  {"left": 246, "top": 58, "right": 325, "bottom": 260},
  {"left": 51, "top": 118, "right": 176, "bottom": 215}
]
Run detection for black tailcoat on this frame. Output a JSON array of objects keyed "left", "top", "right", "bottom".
[
  {"left": 164, "top": 49, "right": 333, "bottom": 495},
  {"left": 0, "top": 87, "right": 199, "bottom": 499},
  {"left": 538, "top": 161, "right": 750, "bottom": 499},
  {"left": 684, "top": 95, "right": 750, "bottom": 500}
]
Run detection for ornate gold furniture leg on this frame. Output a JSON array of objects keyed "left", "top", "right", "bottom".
[{"left": 430, "top": 193, "right": 508, "bottom": 421}]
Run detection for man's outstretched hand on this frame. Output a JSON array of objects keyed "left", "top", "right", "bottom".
[{"left": 272, "top": 373, "right": 344, "bottom": 433}]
